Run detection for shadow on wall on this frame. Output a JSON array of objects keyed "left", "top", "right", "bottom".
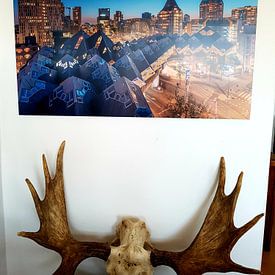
[
  {"left": 150, "top": 175, "right": 217, "bottom": 251},
  {"left": 75, "top": 257, "right": 106, "bottom": 275},
  {"left": 75, "top": 257, "right": 177, "bottom": 274}
]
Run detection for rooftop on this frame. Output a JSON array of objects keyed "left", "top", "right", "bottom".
[
  {"left": 161, "top": 0, "right": 182, "bottom": 12},
  {"left": 200, "top": 0, "right": 224, "bottom": 5}
]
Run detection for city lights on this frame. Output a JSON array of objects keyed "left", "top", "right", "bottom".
[{"left": 14, "top": 0, "right": 258, "bottom": 119}]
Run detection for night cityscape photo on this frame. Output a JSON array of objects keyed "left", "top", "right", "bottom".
[{"left": 14, "top": 0, "right": 258, "bottom": 118}]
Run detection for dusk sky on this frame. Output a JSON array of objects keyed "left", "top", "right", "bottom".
[{"left": 14, "top": 0, "right": 258, "bottom": 24}]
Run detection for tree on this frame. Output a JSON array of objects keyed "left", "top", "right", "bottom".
[{"left": 167, "top": 84, "right": 207, "bottom": 118}]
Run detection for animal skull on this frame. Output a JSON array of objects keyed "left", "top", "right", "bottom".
[{"left": 106, "top": 218, "right": 153, "bottom": 275}]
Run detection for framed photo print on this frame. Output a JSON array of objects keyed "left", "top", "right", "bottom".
[{"left": 14, "top": 0, "right": 258, "bottom": 119}]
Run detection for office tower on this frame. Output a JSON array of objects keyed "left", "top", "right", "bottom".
[
  {"left": 73, "top": 7, "right": 82, "bottom": 29},
  {"left": 114, "top": 10, "right": 123, "bottom": 29},
  {"left": 183, "top": 14, "right": 191, "bottom": 24},
  {"left": 200, "top": 0, "right": 224, "bottom": 20},
  {"left": 98, "top": 8, "right": 111, "bottom": 22},
  {"left": 157, "top": 0, "right": 183, "bottom": 34},
  {"left": 114, "top": 11, "right": 123, "bottom": 23},
  {"left": 97, "top": 8, "right": 111, "bottom": 34},
  {"left": 232, "top": 6, "right": 257, "bottom": 25},
  {"left": 18, "top": 0, "right": 64, "bottom": 46}
]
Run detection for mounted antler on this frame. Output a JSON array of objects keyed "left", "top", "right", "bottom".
[
  {"left": 151, "top": 157, "right": 263, "bottom": 274},
  {"left": 19, "top": 143, "right": 263, "bottom": 274},
  {"left": 18, "top": 142, "right": 110, "bottom": 274}
]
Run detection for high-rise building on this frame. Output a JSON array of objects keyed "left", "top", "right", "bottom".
[
  {"left": 189, "top": 19, "right": 204, "bottom": 34},
  {"left": 18, "top": 0, "right": 64, "bottom": 46},
  {"left": 98, "top": 8, "right": 111, "bottom": 21},
  {"left": 157, "top": 0, "right": 183, "bottom": 34},
  {"left": 183, "top": 14, "right": 191, "bottom": 24},
  {"left": 238, "top": 24, "right": 256, "bottom": 72},
  {"left": 97, "top": 8, "right": 111, "bottom": 34},
  {"left": 114, "top": 10, "right": 123, "bottom": 29},
  {"left": 114, "top": 11, "right": 123, "bottom": 31},
  {"left": 232, "top": 6, "right": 257, "bottom": 25},
  {"left": 200, "top": 0, "right": 224, "bottom": 20},
  {"left": 73, "top": 7, "right": 82, "bottom": 29},
  {"left": 114, "top": 11, "right": 123, "bottom": 22},
  {"left": 142, "top": 12, "right": 152, "bottom": 20},
  {"left": 183, "top": 14, "right": 191, "bottom": 33},
  {"left": 63, "top": 15, "right": 74, "bottom": 33},
  {"left": 15, "top": 24, "right": 20, "bottom": 44}
]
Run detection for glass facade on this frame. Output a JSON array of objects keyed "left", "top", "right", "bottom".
[{"left": 18, "top": 0, "right": 64, "bottom": 46}]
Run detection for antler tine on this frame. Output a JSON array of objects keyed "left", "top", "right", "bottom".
[
  {"left": 217, "top": 156, "right": 226, "bottom": 196},
  {"left": 229, "top": 172, "right": 243, "bottom": 213},
  {"left": 55, "top": 140, "right": 65, "bottom": 179},
  {"left": 42, "top": 141, "right": 65, "bottom": 196},
  {"left": 235, "top": 214, "right": 264, "bottom": 244},
  {"left": 25, "top": 178, "right": 42, "bottom": 217},
  {"left": 42, "top": 154, "right": 51, "bottom": 186},
  {"left": 18, "top": 178, "right": 42, "bottom": 239}
]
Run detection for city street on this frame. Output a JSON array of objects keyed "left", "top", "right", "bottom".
[{"left": 144, "top": 64, "right": 252, "bottom": 119}]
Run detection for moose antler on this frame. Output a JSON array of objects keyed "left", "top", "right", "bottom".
[
  {"left": 151, "top": 157, "right": 264, "bottom": 274},
  {"left": 19, "top": 143, "right": 263, "bottom": 274},
  {"left": 18, "top": 141, "right": 110, "bottom": 274}
]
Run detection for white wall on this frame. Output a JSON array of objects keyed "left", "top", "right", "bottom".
[
  {"left": 1, "top": 0, "right": 275, "bottom": 274},
  {"left": 0, "top": 134, "right": 7, "bottom": 275}
]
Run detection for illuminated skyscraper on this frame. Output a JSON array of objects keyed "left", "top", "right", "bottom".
[
  {"left": 73, "top": 7, "right": 82, "bottom": 29},
  {"left": 232, "top": 6, "right": 257, "bottom": 25},
  {"left": 98, "top": 8, "right": 111, "bottom": 22},
  {"left": 200, "top": 0, "right": 224, "bottom": 20},
  {"left": 114, "top": 11, "right": 123, "bottom": 23},
  {"left": 114, "top": 11, "right": 123, "bottom": 29},
  {"left": 183, "top": 14, "right": 191, "bottom": 24},
  {"left": 18, "top": 0, "right": 64, "bottom": 46},
  {"left": 97, "top": 8, "right": 111, "bottom": 34},
  {"left": 157, "top": 0, "right": 183, "bottom": 34}
]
